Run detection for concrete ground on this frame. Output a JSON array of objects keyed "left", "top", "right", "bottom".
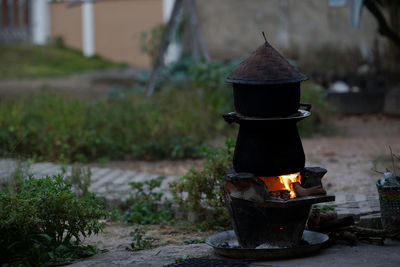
[{"left": 68, "top": 240, "right": 400, "bottom": 267}]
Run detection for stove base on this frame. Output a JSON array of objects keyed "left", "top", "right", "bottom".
[{"left": 206, "top": 230, "right": 329, "bottom": 260}]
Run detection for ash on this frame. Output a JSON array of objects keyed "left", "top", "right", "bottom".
[{"left": 255, "top": 243, "right": 284, "bottom": 249}]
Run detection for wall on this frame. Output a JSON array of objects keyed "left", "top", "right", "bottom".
[
  {"left": 50, "top": 2, "right": 82, "bottom": 50},
  {"left": 50, "top": 0, "right": 163, "bottom": 68},
  {"left": 93, "top": 0, "right": 162, "bottom": 68},
  {"left": 195, "top": 0, "right": 386, "bottom": 60},
  {"left": 49, "top": 0, "right": 386, "bottom": 67}
]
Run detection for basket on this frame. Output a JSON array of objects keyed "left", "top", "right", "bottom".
[{"left": 376, "top": 176, "right": 400, "bottom": 231}]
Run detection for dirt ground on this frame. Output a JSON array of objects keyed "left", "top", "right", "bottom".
[
  {"left": 303, "top": 115, "right": 400, "bottom": 196},
  {"left": 82, "top": 221, "right": 215, "bottom": 253},
  {"left": 99, "top": 115, "right": 400, "bottom": 196}
]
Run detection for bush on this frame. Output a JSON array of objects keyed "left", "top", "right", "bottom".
[
  {"left": 127, "top": 226, "right": 156, "bottom": 251},
  {"left": 120, "top": 177, "right": 174, "bottom": 225},
  {"left": 0, "top": 174, "right": 107, "bottom": 266},
  {"left": 0, "top": 56, "right": 331, "bottom": 162},
  {"left": 0, "top": 89, "right": 213, "bottom": 162},
  {"left": 298, "top": 81, "right": 333, "bottom": 137},
  {"left": 170, "top": 139, "right": 235, "bottom": 230}
]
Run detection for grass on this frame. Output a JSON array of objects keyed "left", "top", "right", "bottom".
[
  {"left": 0, "top": 88, "right": 221, "bottom": 162},
  {"left": 0, "top": 44, "right": 120, "bottom": 79}
]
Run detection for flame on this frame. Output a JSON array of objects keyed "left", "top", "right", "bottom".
[
  {"left": 279, "top": 173, "right": 301, "bottom": 198},
  {"left": 259, "top": 172, "right": 301, "bottom": 199}
]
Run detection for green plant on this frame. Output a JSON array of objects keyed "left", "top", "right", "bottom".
[
  {"left": 182, "top": 237, "right": 206, "bottom": 245},
  {"left": 1, "top": 159, "right": 33, "bottom": 194},
  {"left": 121, "top": 176, "right": 174, "bottom": 225},
  {"left": 298, "top": 81, "right": 333, "bottom": 137},
  {"left": 320, "top": 205, "right": 335, "bottom": 211},
  {"left": 170, "top": 139, "right": 235, "bottom": 230},
  {"left": 173, "top": 255, "right": 192, "bottom": 262},
  {"left": 0, "top": 174, "right": 107, "bottom": 266},
  {"left": 0, "top": 90, "right": 208, "bottom": 162},
  {"left": 139, "top": 24, "right": 166, "bottom": 67},
  {"left": 127, "top": 226, "right": 156, "bottom": 251},
  {"left": 190, "top": 59, "right": 238, "bottom": 120},
  {"left": 66, "top": 164, "right": 92, "bottom": 198}
]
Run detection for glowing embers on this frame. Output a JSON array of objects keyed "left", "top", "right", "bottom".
[{"left": 259, "top": 172, "right": 301, "bottom": 199}]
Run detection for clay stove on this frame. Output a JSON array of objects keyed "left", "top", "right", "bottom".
[{"left": 207, "top": 37, "right": 335, "bottom": 257}]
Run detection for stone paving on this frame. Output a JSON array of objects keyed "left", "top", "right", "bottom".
[
  {"left": 0, "top": 158, "right": 177, "bottom": 201},
  {"left": 0, "top": 158, "right": 381, "bottom": 218}
]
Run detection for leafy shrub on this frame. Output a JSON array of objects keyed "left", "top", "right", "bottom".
[
  {"left": 66, "top": 164, "right": 92, "bottom": 198},
  {"left": 120, "top": 177, "right": 174, "bottom": 225},
  {"left": 139, "top": 24, "right": 166, "bottom": 67},
  {"left": 190, "top": 59, "right": 239, "bottom": 132},
  {"left": 0, "top": 174, "right": 107, "bottom": 266},
  {"left": 0, "top": 89, "right": 212, "bottom": 162},
  {"left": 127, "top": 226, "right": 156, "bottom": 251},
  {"left": 170, "top": 139, "right": 235, "bottom": 230},
  {"left": 0, "top": 55, "right": 331, "bottom": 162},
  {"left": 298, "top": 81, "right": 333, "bottom": 137}
]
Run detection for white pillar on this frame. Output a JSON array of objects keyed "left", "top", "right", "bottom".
[
  {"left": 82, "top": 0, "right": 95, "bottom": 57},
  {"left": 162, "top": 0, "right": 181, "bottom": 64},
  {"left": 163, "top": 0, "right": 176, "bottom": 22},
  {"left": 32, "top": 0, "right": 49, "bottom": 45}
]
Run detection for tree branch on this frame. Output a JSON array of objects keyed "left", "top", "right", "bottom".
[{"left": 364, "top": 0, "right": 400, "bottom": 48}]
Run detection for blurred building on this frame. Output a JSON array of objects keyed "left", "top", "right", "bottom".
[
  {"left": 198, "top": 0, "right": 385, "bottom": 61},
  {"left": 0, "top": 0, "right": 386, "bottom": 69}
]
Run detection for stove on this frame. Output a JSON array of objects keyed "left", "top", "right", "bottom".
[{"left": 208, "top": 36, "right": 335, "bottom": 255}]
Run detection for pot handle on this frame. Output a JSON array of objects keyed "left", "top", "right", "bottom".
[
  {"left": 299, "top": 103, "right": 312, "bottom": 111},
  {"left": 223, "top": 112, "right": 239, "bottom": 124}
]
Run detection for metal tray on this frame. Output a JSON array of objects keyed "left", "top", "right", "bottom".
[{"left": 206, "top": 230, "right": 329, "bottom": 260}]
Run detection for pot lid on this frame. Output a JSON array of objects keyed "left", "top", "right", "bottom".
[{"left": 226, "top": 36, "right": 308, "bottom": 85}]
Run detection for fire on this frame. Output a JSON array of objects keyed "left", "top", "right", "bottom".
[{"left": 259, "top": 172, "right": 301, "bottom": 199}]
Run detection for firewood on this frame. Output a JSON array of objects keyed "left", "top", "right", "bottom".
[
  {"left": 311, "top": 216, "right": 355, "bottom": 232},
  {"left": 270, "top": 190, "right": 291, "bottom": 200},
  {"left": 358, "top": 236, "right": 385, "bottom": 245},
  {"left": 344, "top": 225, "right": 400, "bottom": 239},
  {"left": 319, "top": 210, "right": 338, "bottom": 224},
  {"left": 293, "top": 182, "right": 326, "bottom": 197},
  {"left": 308, "top": 207, "right": 321, "bottom": 227},
  {"left": 339, "top": 231, "right": 358, "bottom": 246}
]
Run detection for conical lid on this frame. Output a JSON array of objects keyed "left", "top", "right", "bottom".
[{"left": 226, "top": 40, "right": 308, "bottom": 85}]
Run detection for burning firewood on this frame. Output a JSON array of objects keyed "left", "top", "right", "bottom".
[
  {"left": 293, "top": 182, "right": 326, "bottom": 197},
  {"left": 270, "top": 190, "right": 291, "bottom": 200}
]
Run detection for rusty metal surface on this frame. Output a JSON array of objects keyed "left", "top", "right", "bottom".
[
  {"left": 206, "top": 230, "right": 329, "bottom": 259},
  {"left": 221, "top": 170, "right": 334, "bottom": 248},
  {"left": 226, "top": 41, "right": 308, "bottom": 85},
  {"left": 253, "top": 195, "right": 335, "bottom": 208},
  {"left": 226, "top": 196, "right": 312, "bottom": 248}
]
